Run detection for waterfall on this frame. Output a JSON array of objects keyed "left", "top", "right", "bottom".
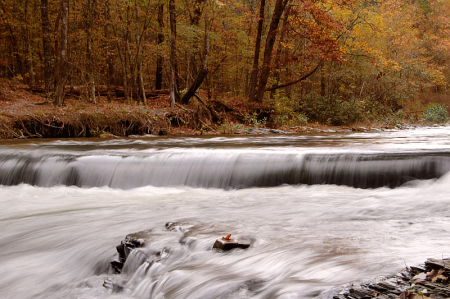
[{"left": 1, "top": 149, "right": 449, "bottom": 189}]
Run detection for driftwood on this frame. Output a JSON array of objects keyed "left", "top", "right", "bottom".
[{"left": 30, "top": 85, "right": 169, "bottom": 99}]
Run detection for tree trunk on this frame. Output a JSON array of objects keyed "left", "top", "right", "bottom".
[
  {"left": 52, "top": 8, "right": 62, "bottom": 91},
  {"left": 248, "top": 0, "right": 265, "bottom": 103},
  {"left": 187, "top": 0, "right": 205, "bottom": 85},
  {"left": 54, "top": 0, "right": 69, "bottom": 106},
  {"left": 254, "top": 0, "right": 289, "bottom": 103},
  {"left": 111, "top": 6, "right": 129, "bottom": 102},
  {"left": 271, "top": 4, "right": 291, "bottom": 98},
  {"left": 180, "top": 0, "right": 209, "bottom": 104},
  {"left": 125, "top": 5, "right": 136, "bottom": 100},
  {"left": 24, "top": 0, "right": 35, "bottom": 86},
  {"left": 103, "top": 1, "right": 113, "bottom": 102},
  {"left": 155, "top": 4, "right": 164, "bottom": 90},
  {"left": 0, "top": 3, "right": 23, "bottom": 77},
  {"left": 320, "top": 63, "right": 326, "bottom": 97},
  {"left": 169, "top": 0, "right": 178, "bottom": 106},
  {"left": 135, "top": 0, "right": 146, "bottom": 104},
  {"left": 86, "top": 0, "right": 96, "bottom": 103}
]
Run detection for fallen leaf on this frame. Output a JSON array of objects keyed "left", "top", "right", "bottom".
[
  {"left": 426, "top": 268, "right": 448, "bottom": 282},
  {"left": 409, "top": 294, "right": 433, "bottom": 299},
  {"left": 222, "top": 234, "right": 231, "bottom": 240}
]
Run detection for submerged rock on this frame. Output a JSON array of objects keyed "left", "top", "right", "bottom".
[{"left": 103, "top": 277, "right": 124, "bottom": 293}]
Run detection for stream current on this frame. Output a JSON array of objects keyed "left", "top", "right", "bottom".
[{"left": 1, "top": 127, "right": 450, "bottom": 298}]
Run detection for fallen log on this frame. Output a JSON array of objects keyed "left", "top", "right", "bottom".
[{"left": 30, "top": 85, "right": 169, "bottom": 99}]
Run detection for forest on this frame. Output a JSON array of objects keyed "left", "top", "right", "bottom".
[{"left": 0, "top": 0, "right": 450, "bottom": 136}]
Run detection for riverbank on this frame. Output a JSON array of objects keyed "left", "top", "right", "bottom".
[
  {"left": 0, "top": 80, "right": 443, "bottom": 139},
  {"left": 332, "top": 258, "right": 450, "bottom": 299}
]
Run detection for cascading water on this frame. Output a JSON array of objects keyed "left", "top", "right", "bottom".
[
  {"left": 1, "top": 127, "right": 450, "bottom": 299},
  {"left": 2, "top": 149, "right": 450, "bottom": 189}
]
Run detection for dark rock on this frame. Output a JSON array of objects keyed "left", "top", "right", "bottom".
[
  {"left": 213, "top": 238, "right": 251, "bottom": 251},
  {"left": 425, "top": 258, "right": 450, "bottom": 271},
  {"left": 111, "top": 229, "right": 152, "bottom": 273},
  {"left": 165, "top": 222, "right": 181, "bottom": 231},
  {"left": 410, "top": 265, "right": 427, "bottom": 274},
  {"left": 125, "top": 229, "right": 152, "bottom": 247},
  {"left": 110, "top": 259, "right": 123, "bottom": 273},
  {"left": 331, "top": 258, "right": 450, "bottom": 299}
]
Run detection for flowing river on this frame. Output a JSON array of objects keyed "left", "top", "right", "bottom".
[{"left": 1, "top": 127, "right": 450, "bottom": 299}]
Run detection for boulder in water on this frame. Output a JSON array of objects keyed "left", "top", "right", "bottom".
[
  {"left": 213, "top": 234, "right": 251, "bottom": 251},
  {"left": 112, "top": 229, "right": 152, "bottom": 273}
]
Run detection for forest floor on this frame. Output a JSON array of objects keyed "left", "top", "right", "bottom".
[{"left": 0, "top": 79, "right": 436, "bottom": 139}]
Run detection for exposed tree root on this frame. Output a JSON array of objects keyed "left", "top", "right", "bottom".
[{"left": 0, "top": 111, "right": 171, "bottom": 138}]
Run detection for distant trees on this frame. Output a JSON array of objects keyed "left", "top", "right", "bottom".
[{"left": 0, "top": 0, "right": 448, "bottom": 109}]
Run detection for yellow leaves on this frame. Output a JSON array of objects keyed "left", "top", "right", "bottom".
[
  {"left": 216, "top": 0, "right": 225, "bottom": 6},
  {"left": 280, "top": 42, "right": 294, "bottom": 50},
  {"left": 428, "top": 70, "right": 446, "bottom": 86}
]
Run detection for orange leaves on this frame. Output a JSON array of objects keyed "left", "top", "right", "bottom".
[{"left": 222, "top": 234, "right": 231, "bottom": 240}]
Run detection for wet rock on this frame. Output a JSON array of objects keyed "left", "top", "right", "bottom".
[
  {"left": 332, "top": 258, "right": 450, "bottom": 299},
  {"left": 410, "top": 265, "right": 427, "bottom": 274},
  {"left": 412, "top": 272, "right": 427, "bottom": 283},
  {"left": 103, "top": 277, "right": 124, "bottom": 293},
  {"left": 165, "top": 221, "right": 195, "bottom": 233},
  {"left": 112, "top": 229, "right": 152, "bottom": 273},
  {"left": 110, "top": 259, "right": 124, "bottom": 273},
  {"left": 125, "top": 229, "right": 152, "bottom": 247},
  {"left": 213, "top": 236, "right": 251, "bottom": 251},
  {"left": 425, "top": 258, "right": 450, "bottom": 271},
  {"left": 165, "top": 222, "right": 179, "bottom": 231}
]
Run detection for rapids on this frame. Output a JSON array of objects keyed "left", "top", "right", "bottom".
[{"left": 1, "top": 127, "right": 450, "bottom": 299}]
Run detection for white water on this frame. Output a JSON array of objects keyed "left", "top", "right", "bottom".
[{"left": 1, "top": 127, "right": 450, "bottom": 299}]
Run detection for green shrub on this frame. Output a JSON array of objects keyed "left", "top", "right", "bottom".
[
  {"left": 269, "top": 95, "right": 308, "bottom": 127},
  {"left": 299, "top": 92, "right": 366, "bottom": 126},
  {"left": 420, "top": 104, "right": 449, "bottom": 123},
  {"left": 244, "top": 112, "right": 267, "bottom": 127}
]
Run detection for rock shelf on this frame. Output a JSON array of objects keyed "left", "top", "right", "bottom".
[
  {"left": 333, "top": 258, "right": 450, "bottom": 299},
  {"left": 109, "top": 226, "right": 448, "bottom": 299}
]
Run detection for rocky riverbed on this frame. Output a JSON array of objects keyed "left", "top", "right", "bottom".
[
  {"left": 332, "top": 258, "right": 450, "bottom": 299},
  {"left": 107, "top": 225, "right": 450, "bottom": 299}
]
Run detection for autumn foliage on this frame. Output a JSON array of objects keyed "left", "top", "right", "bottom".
[{"left": 0, "top": 0, "right": 449, "bottom": 127}]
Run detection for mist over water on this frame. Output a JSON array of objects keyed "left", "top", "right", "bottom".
[{"left": 1, "top": 127, "right": 450, "bottom": 299}]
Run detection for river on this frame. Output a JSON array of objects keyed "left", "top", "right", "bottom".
[{"left": 1, "top": 127, "right": 450, "bottom": 299}]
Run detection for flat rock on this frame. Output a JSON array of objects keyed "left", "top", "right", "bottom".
[
  {"left": 425, "top": 258, "right": 450, "bottom": 271},
  {"left": 331, "top": 258, "right": 450, "bottom": 299},
  {"left": 213, "top": 238, "right": 251, "bottom": 251}
]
